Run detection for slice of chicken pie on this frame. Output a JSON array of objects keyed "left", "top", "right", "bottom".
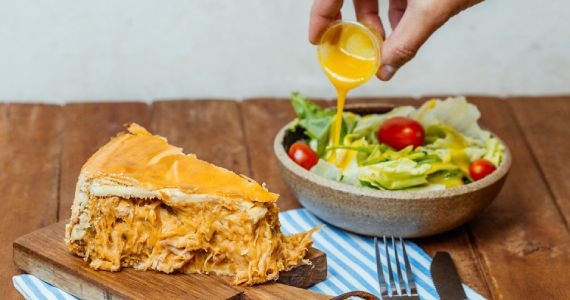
[{"left": 65, "top": 123, "right": 318, "bottom": 285}]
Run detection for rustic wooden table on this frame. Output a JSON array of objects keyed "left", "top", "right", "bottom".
[{"left": 1, "top": 96, "right": 569, "bottom": 299}]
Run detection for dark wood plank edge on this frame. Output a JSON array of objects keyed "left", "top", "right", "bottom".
[{"left": 275, "top": 247, "right": 327, "bottom": 288}]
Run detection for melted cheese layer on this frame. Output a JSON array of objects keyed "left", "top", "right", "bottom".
[
  {"left": 65, "top": 194, "right": 317, "bottom": 285},
  {"left": 81, "top": 124, "right": 278, "bottom": 203}
]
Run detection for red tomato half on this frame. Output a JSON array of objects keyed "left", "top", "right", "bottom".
[
  {"left": 288, "top": 142, "right": 319, "bottom": 170},
  {"left": 469, "top": 159, "right": 497, "bottom": 181},
  {"left": 378, "top": 117, "right": 425, "bottom": 150}
]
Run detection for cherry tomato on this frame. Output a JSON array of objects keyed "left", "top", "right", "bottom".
[
  {"left": 378, "top": 117, "right": 425, "bottom": 151},
  {"left": 469, "top": 159, "right": 497, "bottom": 181},
  {"left": 288, "top": 142, "right": 319, "bottom": 170}
]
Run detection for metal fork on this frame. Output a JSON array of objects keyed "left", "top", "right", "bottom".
[
  {"left": 374, "top": 236, "right": 419, "bottom": 300},
  {"left": 330, "top": 236, "right": 419, "bottom": 300}
]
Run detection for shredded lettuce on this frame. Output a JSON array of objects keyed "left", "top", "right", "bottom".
[
  {"left": 421, "top": 123, "right": 487, "bottom": 173},
  {"left": 341, "top": 165, "right": 362, "bottom": 186},
  {"left": 483, "top": 137, "right": 504, "bottom": 167},
  {"left": 362, "top": 145, "right": 427, "bottom": 166},
  {"left": 426, "top": 169, "right": 464, "bottom": 188},
  {"left": 324, "top": 137, "right": 369, "bottom": 172},
  {"left": 358, "top": 158, "right": 432, "bottom": 190}
]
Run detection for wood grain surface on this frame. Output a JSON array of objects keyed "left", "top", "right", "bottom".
[
  {"left": 151, "top": 100, "right": 250, "bottom": 175},
  {"left": 13, "top": 222, "right": 328, "bottom": 300},
  {"left": 467, "top": 97, "right": 570, "bottom": 300},
  {"left": 413, "top": 226, "right": 492, "bottom": 299},
  {"left": 508, "top": 96, "right": 570, "bottom": 227},
  {"left": 58, "top": 102, "right": 151, "bottom": 221},
  {"left": 0, "top": 104, "right": 62, "bottom": 299}
]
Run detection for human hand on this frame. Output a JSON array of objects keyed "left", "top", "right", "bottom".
[{"left": 309, "top": 0, "right": 483, "bottom": 80}]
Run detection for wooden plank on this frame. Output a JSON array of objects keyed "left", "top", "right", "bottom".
[
  {"left": 275, "top": 247, "right": 327, "bottom": 289},
  {"left": 461, "top": 97, "right": 570, "bottom": 300},
  {"left": 151, "top": 100, "right": 250, "bottom": 176},
  {"left": 240, "top": 98, "right": 328, "bottom": 212},
  {"left": 59, "top": 102, "right": 151, "bottom": 221},
  {"left": 507, "top": 96, "right": 570, "bottom": 227},
  {"left": 0, "top": 103, "right": 62, "bottom": 299},
  {"left": 13, "top": 222, "right": 328, "bottom": 300}
]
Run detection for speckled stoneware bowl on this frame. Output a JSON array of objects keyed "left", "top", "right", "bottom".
[{"left": 274, "top": 104, "right": 511, "bottom": 238}]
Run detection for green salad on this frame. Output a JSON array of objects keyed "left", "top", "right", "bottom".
[{"left": 287, "top": 93, "right": 505, "bottom": 191}]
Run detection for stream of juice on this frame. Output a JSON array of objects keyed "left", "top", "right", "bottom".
[{"left": 319, "top": 24, "right": 378, "bottom": 145}]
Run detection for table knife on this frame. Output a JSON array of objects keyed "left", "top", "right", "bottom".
[{"left": 431, "top": 252, "right": 468, "bottom": 300}]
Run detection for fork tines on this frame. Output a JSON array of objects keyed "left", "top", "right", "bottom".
[{"left": 374, "top": 236, "right": 418, "bottom": 299}]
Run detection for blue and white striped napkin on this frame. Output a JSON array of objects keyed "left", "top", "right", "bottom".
[{"left": 13, "top": 208, "right": 486, "bottom": 300}]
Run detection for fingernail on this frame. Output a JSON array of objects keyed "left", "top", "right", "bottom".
[{"left": 379, "top": 65, "right": 397, "bottom": 81}]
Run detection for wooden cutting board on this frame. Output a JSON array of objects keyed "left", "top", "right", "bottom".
[{"left": 13, "top": 222, "right": 329, "bottom": 300}]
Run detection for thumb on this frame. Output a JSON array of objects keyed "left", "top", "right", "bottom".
[{"left": 377, "top": 3, "right": 454, "bottom": 81}]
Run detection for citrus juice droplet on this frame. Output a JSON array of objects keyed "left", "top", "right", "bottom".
[{"left": 318, "top": 22, "right": 381, "bottom": 145}]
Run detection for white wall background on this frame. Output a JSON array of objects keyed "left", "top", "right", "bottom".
[{"left": 1, "top": 0, "right": 569, "bottom": 103}]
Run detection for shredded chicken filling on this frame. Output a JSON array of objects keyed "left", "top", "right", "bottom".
[{"left": 66, "top": 195, "right": 316, "bottom": 285}]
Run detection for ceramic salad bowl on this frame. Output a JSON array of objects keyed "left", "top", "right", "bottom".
[{"left": 274, "top": 103, "right": 511, "bottom": 238}]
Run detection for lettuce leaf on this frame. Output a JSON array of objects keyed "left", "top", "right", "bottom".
[
  {"left": 465, "top": 147, "right": 488, "bottom": 162},
  {"left": 290, "top": 92, "right": 334, "bottom": 120},
  {"left": 328, "top": 143, "right": 440, "bottom": 166},
  {"left": 290, "top": 92, "right": 337, "bottom": 156},
  {"left": 421, "top": 123, "right": 487, "bottom": 171},
  {"left": 341, "top": 166, "right": 362, "bottom": 187},
  {"left": 358, "top": 158, "right": 432, "bottom": 190},
  {"left": 362, "top": 145, "right": 427, "bottom": 166},
  {"left": 483, "top": 137, "right": 504, "bottom": 167},
  {"left": 342, "top": 111, "right": 361, "bottom": 136},
  {"left": 411, "top": 97, "right": 490, "bottom": 144},
  {"left": 324, "top": 137, "right": 369, "bottom": 171},
  {"left": 327, "top": 144, "right": 382, "bottom": 154},
  {"left": 310, "top": 159, "right": 343, "bottom": 182},
  {"left": 426, "top": 169, "right": 464, "bottom": 188}
]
